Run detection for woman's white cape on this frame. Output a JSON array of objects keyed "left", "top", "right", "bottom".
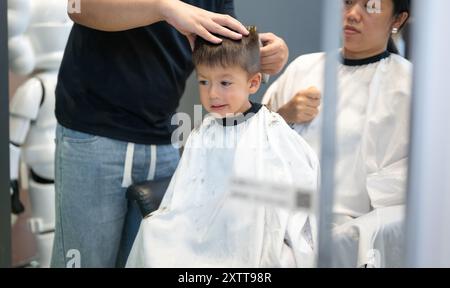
[{"left": 126, "top": 107, "right": 319, "bottom": 267}]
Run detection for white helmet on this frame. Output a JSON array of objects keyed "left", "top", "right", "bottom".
[{"left": 8, "top": 0, "right": 72, "bottom": 75}]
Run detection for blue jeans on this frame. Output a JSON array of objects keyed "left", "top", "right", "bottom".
[{"left": 51, "top": 124, "right": 180, "bottom": 268}]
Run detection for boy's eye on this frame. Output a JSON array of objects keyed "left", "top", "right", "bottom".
[
  {"left": 199, "top": 80, "right": 209, "bottom": 86},
  {"left": 221, "top": 81, "right": 232, "bottom": 87}
]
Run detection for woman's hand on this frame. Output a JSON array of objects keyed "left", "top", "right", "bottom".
[
  {"left": 259, "top": 33, "right": 289, "bottom": 75},
  {"left": 161, "top": 0, "right": 249, "bottom": 47},
  {"left": 277, "top": 87, "right": 321, "bottom": 124},
  {"left": 67, "top": 0, "right": 248, "bottom": 40}
]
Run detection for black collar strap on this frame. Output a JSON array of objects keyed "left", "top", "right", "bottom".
[
  {"left": 342, "top": 50, "right": 391, "bottom": 66},
  {"left": 219, "top": 102, "right": 263, "bottom": 127}
]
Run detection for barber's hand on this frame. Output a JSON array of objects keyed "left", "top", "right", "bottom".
[
  {"left": 259, "top": 33, "right": 289, "bottom": 75},
  {"left": 162, "top": 0, "right": 249, "bottom": 48},
  {"left": 277, "top": 87, "right": 321, "bottom": 124}
]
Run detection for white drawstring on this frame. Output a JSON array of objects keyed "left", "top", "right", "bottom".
[
  {"left": 147, "top": 145, "right": 157, "bottom": 181},
  {"left": 121, "top": 143, "right": 135, "bottom": 188}
]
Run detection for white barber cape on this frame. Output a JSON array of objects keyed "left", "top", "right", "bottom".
[
  {"left": 263, "top": 52, "right": 412, "bottom": 220},
  {"left": 126, "top": 106, "right": 319, "bottom": 268}
]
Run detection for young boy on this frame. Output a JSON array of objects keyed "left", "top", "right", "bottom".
[{"left": 126, "top": 27, "right": 319, "bottom": 268}]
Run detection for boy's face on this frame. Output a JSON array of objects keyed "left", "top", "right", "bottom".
[{"left": 196, "top": 64, "right": 261, "bottom": 118}]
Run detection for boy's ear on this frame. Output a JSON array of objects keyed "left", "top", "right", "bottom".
[{"left": 248, "top": 73, "right": 262, "bottom": 94}]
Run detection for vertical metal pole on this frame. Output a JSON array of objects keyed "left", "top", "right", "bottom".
[
  {"left": 0, "top": 0, "right": 12, "bottom": 268},
  {"left": 317, "top": 0, "right": 341, "bottom": 268},
  {"left": 406, "top": 0, "right": 450, "bottom": 268}
]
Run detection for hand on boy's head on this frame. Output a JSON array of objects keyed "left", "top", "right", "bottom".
[
  {"left": 165, "top": 1, "right": 249, "bottom": 47},
  {"left": 278, "top": 87, "right": 321, "bottom": 124},
  {"left": 259, "top": 33, "right": 289, "bottom": 75}
]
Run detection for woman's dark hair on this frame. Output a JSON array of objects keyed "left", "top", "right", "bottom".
[{"left": 388, "top": 0, "right": 411, "bottom": 54}]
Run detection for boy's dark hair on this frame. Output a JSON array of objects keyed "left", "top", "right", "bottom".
[{"left": 192, "top": 26, "right": 260, "bottom": 75}]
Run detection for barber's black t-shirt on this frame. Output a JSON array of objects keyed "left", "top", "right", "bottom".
[{"left": 56, "top": 0, "right": 235, "bottom": 145}]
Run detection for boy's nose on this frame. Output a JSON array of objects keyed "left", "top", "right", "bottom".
[{"left": 209, "top": 85, "right": 221, "bottom": 99}]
